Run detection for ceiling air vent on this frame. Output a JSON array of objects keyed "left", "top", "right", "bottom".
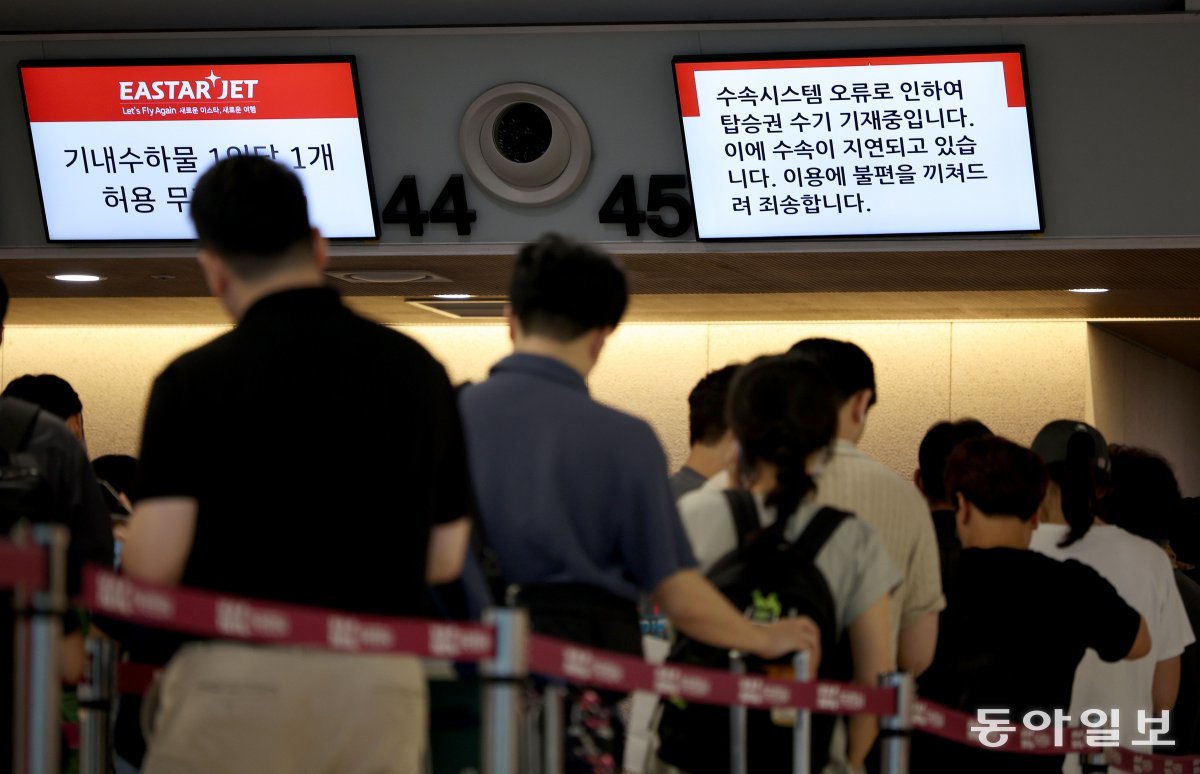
[
  {"left": 408, "top": 298, "right": 508, "bottom": 319},
  {"left": 326, "top": 270, "right": 452, "bottom": 284}
]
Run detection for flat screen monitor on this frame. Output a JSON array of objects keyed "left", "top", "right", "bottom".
[
  {"left": 19, "top": 57, "right": 379, "bottom": 242},
  {"left": 672, "top": 47, "right": 1042, "bottom": 240}
]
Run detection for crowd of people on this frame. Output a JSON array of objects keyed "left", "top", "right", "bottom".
[{"left": 2, "top": 154, "right": 1197, "bottom": 774}]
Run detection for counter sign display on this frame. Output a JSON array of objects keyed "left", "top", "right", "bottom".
[
  {"left": 673, "top": 48, "right": 1042, "bottom": 240},
  {"left": 19, "top": 58, "right": 379, "bottom": 241}
]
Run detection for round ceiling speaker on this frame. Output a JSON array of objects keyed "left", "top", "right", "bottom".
[{"left": 459, "top": 83, "right": 591, "bottom": 206}]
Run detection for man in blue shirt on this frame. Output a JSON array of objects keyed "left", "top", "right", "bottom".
[{"left": 459, "top": 234, "right": 820, "bottom": 770}]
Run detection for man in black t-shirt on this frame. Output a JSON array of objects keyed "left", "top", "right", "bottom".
[
  {"left": 915, "top": 436, "right": 1150, "bottom": 773},
  {"left": 121, "top": 157, "right": 472, "bottom": 774}
]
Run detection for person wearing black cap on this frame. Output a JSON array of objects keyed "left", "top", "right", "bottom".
[{"left": 1029, "top": 420, "right": 1194, "bottom": 771}]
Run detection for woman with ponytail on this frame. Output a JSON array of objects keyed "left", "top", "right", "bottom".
[
  {"left": 1031, "top": 420, "right": 1194, "bottom": 769},
  {"left": 675, "top": 355, "right": 898, "bottom": 771}
]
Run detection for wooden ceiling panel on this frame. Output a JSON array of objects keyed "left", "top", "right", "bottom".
[
  {"left": 7, "top": 290, "right": 1200, "bottom": 327},
  {"left": 5, "top": 245, "right": 1200, "bottom": 300},
  {"left": 4, "top": 243, "right": 1199, "bottom": 325}
]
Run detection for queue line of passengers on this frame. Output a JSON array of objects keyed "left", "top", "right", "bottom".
[{"left": 3, "top": 154, "right": 1195, "bottom": 774}]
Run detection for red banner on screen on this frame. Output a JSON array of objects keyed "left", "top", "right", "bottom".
[
  {"left": 675, "top": 52, "right": 1026, "bottom": 117},
  {"left": 22, "top": 63, "right": 361, "bottom": 123}
]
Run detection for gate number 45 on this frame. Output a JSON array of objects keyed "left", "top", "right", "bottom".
[{"left": 598, "top": 175, "right": 694, "bottom": 238}]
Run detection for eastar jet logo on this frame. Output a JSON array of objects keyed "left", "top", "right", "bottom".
[{"left": 119, "top": 70, "right": 259, "bottom": 101}]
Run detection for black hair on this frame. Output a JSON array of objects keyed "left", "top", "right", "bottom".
[
  {"left": 508, "top": 233, "right": 628, "bottom": 342},
  {"left": 944, "top": 436, "right": 1048, "bottom": 522},
  {"left": 727, "top": 355, "right": 839, "bottom": 522},
  {"left": 92, "top": 454, "right": 140, "bottom": 504},
  {"left": 1048, "top": 431, "right": 1111, "bottom": 549},
  {"left": 1107, "top": 445, "right": 1180, "bottom": 543},
  {"left": 0, "top": 273, "right": 9, "bottom": 326},
  {"left": 189, "top": 155, "right": 313, "bottom": 280},
  {"left": 2, "top": 374, "right": 82, "bottom": 420},
  {"left": 917, "top": 418, "right": 993, "bottom": 504},
  {"left": 1174, "top": 497, "right": 1200, "bottom": 569},
  {"left": 687, "top": 365, "right": 741, "bottom": 446},
  {"left": 786, "top": 338, "right": 878, "bottom": 408}
]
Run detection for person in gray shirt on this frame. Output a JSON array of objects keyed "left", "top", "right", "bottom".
[
  {"left": 459, "top": 235, "right": 820, "bottom": 771},
  {"left": 669, "top": 364, "right": 740, "bottom": 501}
]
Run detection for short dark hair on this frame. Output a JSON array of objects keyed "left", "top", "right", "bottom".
[
  {"left": 786, "top": 338, "right": 877, "bottom": 407},
  {"left": 189, "top": 155, "right": 313, "bottom": 280},
  {"left": 0, "top": 273, "right": 9, "bottom": 326},
  {"left": 728, "top": 355, "right": 839, "bottom": 521},
  {"left": 918, "top": 419, "right": 994, "bottom": 504},
  {"left": 92, "top": 454, "right": 141, "bottom": 504},
  {"left": 944, "top": 436, "right": 1048, "bottom": 522},
  {"left": 2, "top": 374, "right": 82, "bottom": 420},
  {"left": 1108, "top": 445, "right": 1180, "bottom": 543},
  {"left": 508, "top": 234, "right": 628, "bottom": 341},
  {"left": 1174, "top": 497, "right": 1200, "bottom": 568},
  {"left": 687, "top": 365, "right": 741, "bottom": 446}
]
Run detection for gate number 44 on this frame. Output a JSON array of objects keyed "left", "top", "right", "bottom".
[
  {"left": 598, "top": 175, "right": 694, "bottom": 238},
  {"left": 382, "top": 174, "right": 477, "bottom": 236}
]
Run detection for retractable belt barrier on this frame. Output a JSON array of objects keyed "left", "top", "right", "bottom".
[
  {"left": 529, "top": 632, "right": 894, "bottom": 715},
  {"left": 9, "top": 561, "right": 1196, "bottom": 774},
  {"left": 0, "top": 538, "right": 47, "bottom": 590},
  {"left": 82, "top": 566, "right": 496, "bottom": 661}
]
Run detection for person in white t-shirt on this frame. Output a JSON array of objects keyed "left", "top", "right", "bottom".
[{"left": 1028, "top": 420, "right": 1194, "bottom": 771}]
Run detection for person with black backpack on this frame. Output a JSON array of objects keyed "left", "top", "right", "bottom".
[{"left": 661, "top": 355, "right": 898, "bottom": 773}]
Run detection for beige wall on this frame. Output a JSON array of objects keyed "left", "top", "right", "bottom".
[
  {"left": 1088, "top": 325, "right": 1200, "bottom": 497},
  {"left": 0, "top": 325, "right": 229, "bottom": 461},
  {"left": 414, "top": 320, "right": 1090, "bottom": 479},
  {"left": 1, "top": 316, "right": 1100, "bottom": 486}
]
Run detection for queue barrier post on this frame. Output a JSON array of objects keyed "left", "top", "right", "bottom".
[
  {"left": 729, "top": 652, "right": 748, "bottom": 774},
  {"left": 1080, "top": 751, "right": 1109, "bottom": 773},
  {"left": 791, "top": 650, "right": 812, "bottom": 774},
  {"left": 25, "top": 524, "right": 68, "bottom": 774},
  {"left": 78, "top": 635, "right": 117, "bottom": 774},
  {"left": 9, "top": 525, "right": 32, "bottom": 774},
  {"left": 879, "top": 671, "right": 914, "bottom": 774},
  {"left": 481, "top": 607, "right": 529, "bottom": 774},
  {"left": 541, "top": 683, "right": 565, "bottom": 774}
]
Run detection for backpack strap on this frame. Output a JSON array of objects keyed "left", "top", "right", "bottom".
[
  {"left": 723, "top": 489, "right": 761, "bottom": 549},
  {"left": 790, "top": 507, "right": 852, "bottom": 564},
  {"left": 0, "top": 397, "right": 40, "bottom": 456}
]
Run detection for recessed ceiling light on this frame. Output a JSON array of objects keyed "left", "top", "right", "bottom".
[
  {"left": 1068, "top": 288, "right": 1109, "bottom": 294},
  {"left": 49, "top": 274, "right": 104, "bottom": 282},
  {"left": 432, "top": 294, "right": 474, "bottom": 300}
]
